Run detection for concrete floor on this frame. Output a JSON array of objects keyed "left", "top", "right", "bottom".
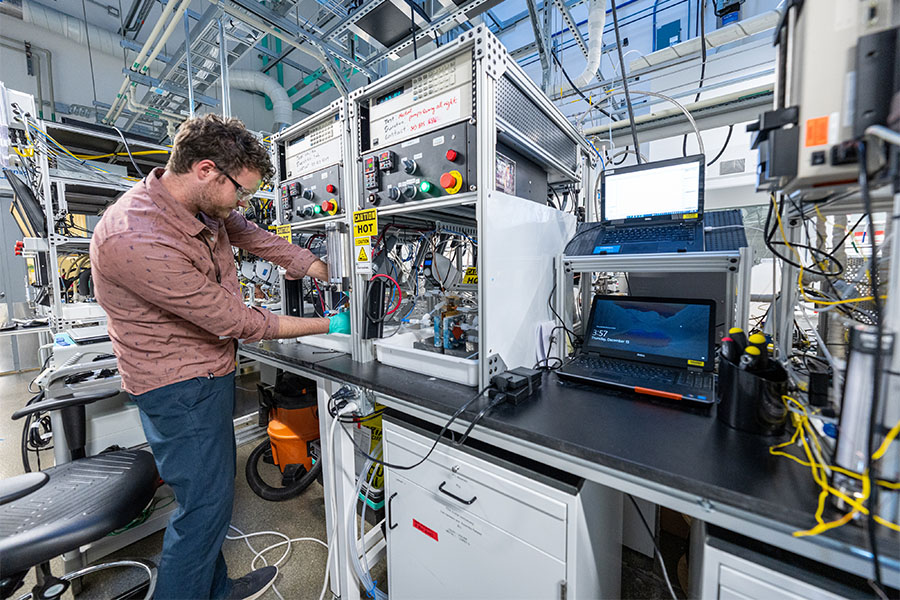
[
  {"left": 0, "top": 370, "right": 342, "bottom": 600},
  {"left": 0, "top": 369, "right": 681, "bottom": 600}
]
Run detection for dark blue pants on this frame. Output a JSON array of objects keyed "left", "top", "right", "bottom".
[{"left": 131, "top": 372, "right": 236, "bottom": 600}]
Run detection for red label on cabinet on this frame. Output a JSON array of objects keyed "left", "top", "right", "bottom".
[{"left": 412, "top": 519, "right": 438, "bottom": 541}]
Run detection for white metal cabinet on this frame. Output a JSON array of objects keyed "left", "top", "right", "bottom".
[
  {"left": 384, "top": 417, "right": 622, "bottom": 600},
  {"left": 698, "top": 529, "right": 863, "bottom": 600}
]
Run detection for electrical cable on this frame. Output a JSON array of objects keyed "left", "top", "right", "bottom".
[
  {"left": 706, "top": 124, "right": 733, "bottom": 167},
  {"left": 112, "top": 125, "right": 146, "bottom": 177},
  {"left": 609, "top": 0, "right": 641, "bottom": 162},
  {"left": 453, "top": 395, "right": 506, "bottom": 447},
  {"left": 626, "top": 494, "right": 678, "bottom": 600},
  {"left": 364, "top": 273, "right": 403, "bottom": 323},
  {"left": 339, "top": 386, "right": 490, "bottom": 471},
  {"left": 858, "top": 140, "right": 885, "bottom": 591},
  {"left": 550, "top": 50, "right": 615, "bottom": 121},
  {"left": 683, "top": 0, "right": 707, "bottom": 157}
]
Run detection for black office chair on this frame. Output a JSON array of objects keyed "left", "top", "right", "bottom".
[{"left": 0, "top": 391, "right": 160, "bottom": 600}]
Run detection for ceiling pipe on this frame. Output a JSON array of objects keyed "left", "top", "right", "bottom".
[
  {"left": 1, "top": 0, "right": 124, "bottom": 57},
  {"left": 228, "top": 69, "right": 293, "bottom": 131},
  {"left": 570, "top": 0, "right": 608, "bottom": 89}
]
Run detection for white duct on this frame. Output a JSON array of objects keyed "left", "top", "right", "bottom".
[
  {"left": 228, "top": 69, "right": 293, "bottom": 131},
  {"left": 20, "top": 0, "right": 124, "bottom": 57},
  {"left": 571, "top": 0, "right": 608, "bottom": 89}
]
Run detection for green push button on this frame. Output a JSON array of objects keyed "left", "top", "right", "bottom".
[
  {"left": 313, "top": 205, "right": 322, "bottom": 214},
  {"left": 419, "top": 180, "right": 432, "bottom": 193}
]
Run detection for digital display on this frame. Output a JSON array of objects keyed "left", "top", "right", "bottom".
[
  {"left": 603, "top": 159, "right": 701, "bottom": 221},
  {"left": 585, "top": 298, "right": 711, "bottom": 364},
  {"left": 375, "top": 86, "right": 405, "bottom": 105}
]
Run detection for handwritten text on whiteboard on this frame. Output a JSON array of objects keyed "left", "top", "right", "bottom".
[{"left": 375, "top": 88, "right": 462, "bottom": 146}]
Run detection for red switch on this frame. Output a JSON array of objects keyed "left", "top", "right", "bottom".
[
  {"left": 440, "top": 172, "right": 457, "bottom": 189},
  {"left": 445, "top": 149, "right": 458, "bottom": 162},
  {"left": 326, "top": 184, "right": 336, "bottom": 193},
  {"left": 321, "top": 200, "right": 336, "bottom": 212}
]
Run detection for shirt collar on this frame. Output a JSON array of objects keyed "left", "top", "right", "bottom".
[{"left": 145, "top": 167, "right": 211, "bottom": 238}]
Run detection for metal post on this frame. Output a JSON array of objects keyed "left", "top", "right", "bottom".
[
  {"left": 774, "top": 204, "right": 801, "bottom": 360},
  {"left": 879, "top": 188, "right": 900, "bottom": 523},
  {"left": 735, "top": 246, "right": 753, "bottom": 330},
  {"left": 184, "top": 12, "right": 195, "bottom": 118},
  {"left": 217, "top": 18, "right": 231, "bottom": 118}
]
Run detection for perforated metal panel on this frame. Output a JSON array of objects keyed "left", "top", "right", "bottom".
[{"left": 495, "top": 75, "right": 577, "bottom": 172}]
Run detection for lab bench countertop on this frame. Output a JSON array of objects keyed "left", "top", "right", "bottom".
[{"left": 240, "top": 340, "right": 899, "bottom": 577}]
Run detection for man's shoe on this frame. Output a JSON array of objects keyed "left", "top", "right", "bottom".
[{"left": 227, "top": 566, "right": 278, "bottom": 600}]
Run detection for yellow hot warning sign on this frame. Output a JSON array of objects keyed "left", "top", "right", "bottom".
[
  {"left": 353, "top": 208, "right": 378, "bottom": 238},
  {"left": 275, "top": 224, "right": 292, "bottom": 243},
  {"left": 462, "top": 267, "right": 478, "bottom": 284},
  {"left": 358, "top": 246, "right": 369, "bottom": 262}
]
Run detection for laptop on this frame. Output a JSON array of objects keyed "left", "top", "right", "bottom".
[
  {"left": 592, "top": 155, "right": 705, "bottom": 255},
  {"left": 557, "top": 295, "right": 716, "bottom": 405}
]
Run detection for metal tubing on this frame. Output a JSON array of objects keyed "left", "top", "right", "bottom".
[
  {"left": 218, "top": 18, "right": 231, "bottom": 118},
  {"left": 183, "top": 11, "right": 194, "bottom": 117}
]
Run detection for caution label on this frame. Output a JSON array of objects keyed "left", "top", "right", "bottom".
[
  {"left": 462, "top": 267, "right": 478, "bottom": 284},
  {"left": 275, "top": 224, "right": 292, "bottom": 243},
  {"left": 353, "top": 210, "right": 375, "bottom": 275},
  {"left": 353, "top": 208, "right": 378, "bottom": 238}
]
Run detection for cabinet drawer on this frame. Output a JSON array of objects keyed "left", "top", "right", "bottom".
[
  {"left": 387, "top": 471, "right": 567, "bottom": 600},
  {"left": 384, "top": 419, "right": 570, "bottom": 561}
]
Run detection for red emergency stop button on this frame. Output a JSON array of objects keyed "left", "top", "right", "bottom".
[
  {"left": 321, "top": 200, "right": 337, "bottom": 214},
  {"left": 446, "top": 149, "right": 458, "bottom": 162},
  {"left": 326, "top": 184, "right": 336, "bottom": 193},
  {"left": 440, "top": 170, "right": 463, "bottom": 194}
]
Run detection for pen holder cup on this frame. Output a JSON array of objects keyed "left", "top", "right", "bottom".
[{"left": 716, "top": 354, "right": 788, "bottom": 436}]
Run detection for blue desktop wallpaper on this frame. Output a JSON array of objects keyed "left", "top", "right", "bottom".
[{"left": 586, "top": 300, "right": 710, "bottom": 361}]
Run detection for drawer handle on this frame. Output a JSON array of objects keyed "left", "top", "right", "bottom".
[
  {"left": 388, "top": 493, "right": 398, "bottom": 530},
  {"left": 438, "top": 481, "right": 477, "bottom": 505}
]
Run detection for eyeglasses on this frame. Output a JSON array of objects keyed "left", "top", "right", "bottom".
[{"left": 215, "top": 165, "right": 257, "bottom": 203}]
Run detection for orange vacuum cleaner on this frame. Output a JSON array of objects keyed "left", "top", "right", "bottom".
[{"left": 246, "top": 373, "right": 321, "bottom": 501}]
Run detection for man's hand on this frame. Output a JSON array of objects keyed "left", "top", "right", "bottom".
[
  {"left": 288, "top": 259, "right": 328, "bottom": 281},
  {"left": 328, "top": 311, "right": 351, "bottom": 334}
]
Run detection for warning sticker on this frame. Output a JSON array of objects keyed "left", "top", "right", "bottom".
[
  {"left": 353, "top": 208, "right": 378, "bottom": 238},
  {"left": 462, "top": 267, "right": 478, "bottom": 284},
  {"left": 275, "top": 224, "right": 292, "bottom": 243},
  {"left": 805, "top": 116, "right": 829, "bottom": 147},
  {"left": 357, "top": 246, "right": 369, "bottom": 262},
  {"left": 412, "top": 519, "right": 438, "bottom": 542}
]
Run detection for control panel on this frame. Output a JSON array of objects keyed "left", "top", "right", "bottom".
[
  {"left": 277, "top": 112, "right": 347, "bottom": 223},
  {"left": 279, "top": 164, "right": 343, "bottom": 223},
  {"left": 360, "top": 121, "right": 476, "bottom": 208}
]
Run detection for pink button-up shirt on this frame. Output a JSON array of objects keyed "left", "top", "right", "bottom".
[{"left": 90, "top": 168, "right": 315, "bottom": 395}]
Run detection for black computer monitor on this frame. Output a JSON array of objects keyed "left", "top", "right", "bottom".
[{"left": 3, "top": 168, "right": 46, "bottom": 237}]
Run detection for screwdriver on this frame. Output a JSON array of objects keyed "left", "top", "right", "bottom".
[{"left": 728, "top": 327, "right": 748, "bottom": 351}]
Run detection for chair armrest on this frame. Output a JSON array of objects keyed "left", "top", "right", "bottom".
[
  {"left": 0, "top": 472, "right": 49, "bottom": 505},
  {"left": 11, "top": 390, "right": 122, "bottom": 420}
]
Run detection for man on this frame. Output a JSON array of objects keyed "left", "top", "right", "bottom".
[{"left": 90, "top": 114, "right": 349, "bottom": 600}]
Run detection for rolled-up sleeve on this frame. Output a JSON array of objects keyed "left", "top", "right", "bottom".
[
  {"left": 224, "top": 210, "right": 317, "bottom": 278},
  {"left": 94, "top": 234, "right": 280, "bottom": 343}
]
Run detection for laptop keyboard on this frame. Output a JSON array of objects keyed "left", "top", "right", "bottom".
[
  {"left": 603, "top": 225, "right": 693, "bottom": 243},
  {"left": 573, "top": 356, "right": 713, "bottom": 390}
]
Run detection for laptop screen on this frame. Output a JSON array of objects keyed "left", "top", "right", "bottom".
[
  {"left": 601, "top": 155, "right": 704, "bottom": 222},
  {"left": 583, "top": 296, "right": 715, "bottom": 370}
]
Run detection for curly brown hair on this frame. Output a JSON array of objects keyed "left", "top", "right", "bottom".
[{"left": 167, "top": 114, "right": 275, "bottom": 183}]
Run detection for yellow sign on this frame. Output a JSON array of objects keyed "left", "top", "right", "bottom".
[
  {"left": 682, "top": 213, "right": 699, "bottom": 220},
  {"left": 462, "top": 267, "right": 478, "bottom": 284},
  {"left": 275, "top": 224, "right": 292, "bottom": 243},
  {"left": 355, "top": 236, "right": 371, "bottom": 246},
  {"left": 687, "top": 359, "right": 705, "bottom": 367},
  {"left": 358, "top": 246, "right": 369, "bottom": 262},
  {"left": 353, "top": 208, "right": 378, "bottom": 238}
]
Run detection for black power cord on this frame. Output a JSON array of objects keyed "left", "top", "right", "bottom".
[
  {"left": 112, "top": 125, "right": 145, "bottom": 178},
  {"left": 706, "top": 124, "right": 733, "bottom": 167},
  {"left": 550, "top": 50, "right": 615, "bottom": 120},
  {"left": 626, "top": 494, "right": 678, "bottom": 599},
  {"left": 858, "top": 140, "right": 885, "bottom": 593},
  {"left": 609, "top": 0, "right": 641, "bottom": 162},
  {"left": 340, "top": 386, "right": 490, "bottom": 471},
  {"left": 683, "top": 0, "right": 707, "bottom": 157}
]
